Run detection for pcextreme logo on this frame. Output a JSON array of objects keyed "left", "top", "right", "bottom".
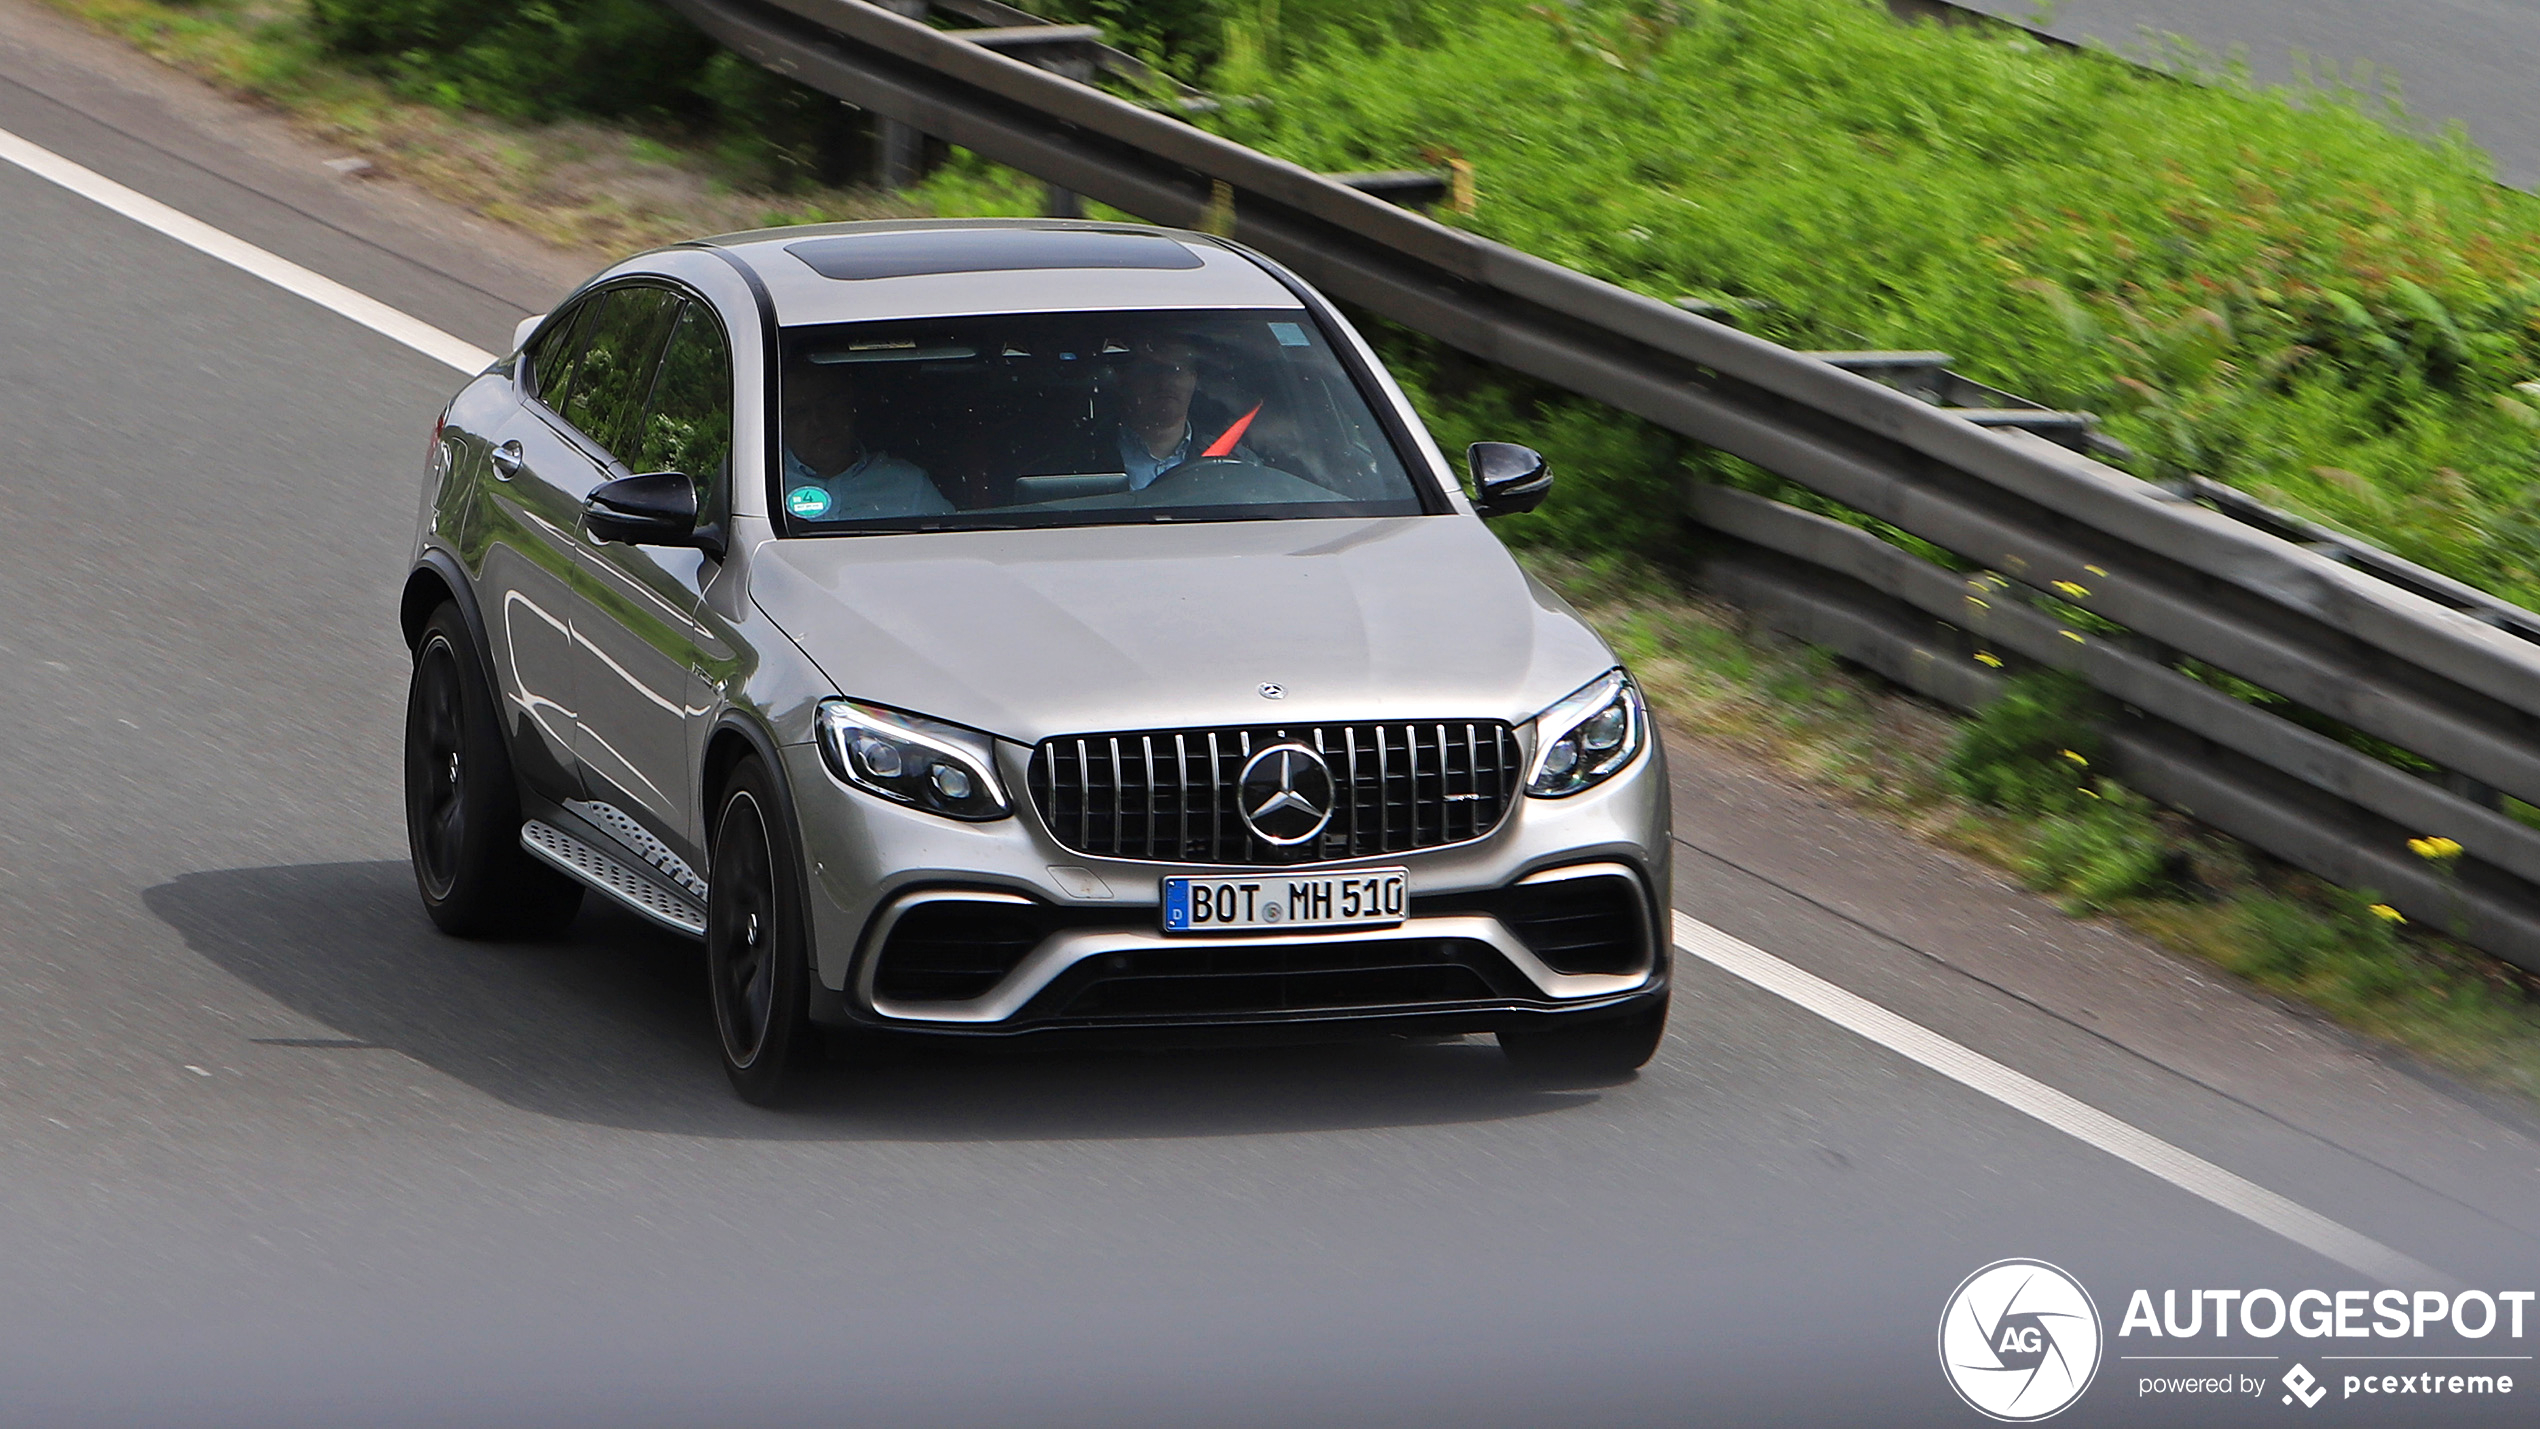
[{"left": 1939, "top": 1259, "right": 2104, "bottom": 1421}]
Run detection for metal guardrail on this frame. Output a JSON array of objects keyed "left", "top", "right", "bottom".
[{"left": 659, "top": 0, "right": 2540, "bottom": 972}]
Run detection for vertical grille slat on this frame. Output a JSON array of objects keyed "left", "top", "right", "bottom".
[
  {"left": 1031, "top": 720, "right": 1523, "bottom": 866},
  {"left": 1344, "top": 726, "right": 1363, "bottom": 852},
  {"left": 1375, "top": 724, "right": 1394, "bottom": 853},
  {"left": 1074, "top": 738, "right": 1092, "bottom": 851},
  {"left": 1206, "top": 731, "right": 1226, "bottom": 863},
  {"left": 1139, "top": 735, "right": 1158, "bottom": 859},
  {"left": 1174, "top": 733, "right": 1191, "bottom": 861}
]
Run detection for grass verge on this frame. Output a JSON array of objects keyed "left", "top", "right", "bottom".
[{"left": 27, "top": 0, "right": 935, "bottom": 253}]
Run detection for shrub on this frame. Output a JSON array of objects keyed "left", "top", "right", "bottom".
[
  {"left": 2018, "top": 785, "right": 2170, "bottom": 910},
  {"left": 306, "top": 0, "right": 867, "bottom": 187},
  {"left": 1946, "top": 671, "right": 2102, "bottom": 813}
]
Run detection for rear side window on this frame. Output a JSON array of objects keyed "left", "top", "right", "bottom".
[
  {"left": 556, "top": 286, "right": 682, "bottom": 460},
  {"left": 628, "top": 301, "right": 734, "bottom": 496},
  {"left": 524, "top": 297, "right": 602, "bottom": 410}
]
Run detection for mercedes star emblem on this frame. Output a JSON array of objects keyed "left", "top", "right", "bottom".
[
  {"left": 1258, "top": 683, "right": 1285, "bottom": 699},
  {"left": 1237, "top": 743, "right": 1335, "bottom": 846}
]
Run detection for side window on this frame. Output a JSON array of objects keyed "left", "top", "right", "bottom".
[
  {"left": 524, "top": 297, "right": 601, "bottom": 410},
  {"left": 557, "top": 285, "right": 683, "bottom": 461},
  {"left": 629, "top": 301, "right": 735, "bottom": 498}
]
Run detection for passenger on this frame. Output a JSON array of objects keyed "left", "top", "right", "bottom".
[
  {"left": 779, "top": 357, "right": 952, "bottom": 521},
  {"left": 1111, "top": 334, "right": 1259, "bottom": 489}
]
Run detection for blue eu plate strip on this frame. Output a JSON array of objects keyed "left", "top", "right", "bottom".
[{"left": 1162, "top": 878, "right": 1190, "bottom": 931}]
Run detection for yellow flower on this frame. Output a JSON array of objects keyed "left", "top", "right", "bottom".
[
  {"left": 2407, "top": 836, "right": 2464, "bottom": 862},
  {"left": 1973, "top": 651, "right": 2004, "bottom": 668},
  {"left": 2059, "top": 749, "right": 2089, "bottom": 767},
  {"left": 2368, "top": 904, "right": 2406, "bottom": 923},
  {"left": 2052, "top": 580, "right": 2091, "bottom": 599}
]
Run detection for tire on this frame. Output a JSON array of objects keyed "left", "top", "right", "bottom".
[
  {"left": 403, "top": 603, "right": 583, "bottom": 937},
  {"left": 1496, "top": 994, "right": 1669, "bottom": 1082},
  {"left": 706, "top": 758, "right": 818, "bottom": 1105}
]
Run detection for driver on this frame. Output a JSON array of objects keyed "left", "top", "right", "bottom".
[
  {"left": 1113, "top": 334, "right": 1258, "bottom": 489},
  {"left": 780, "top": 356, "right": 951, "bottom": 521}
]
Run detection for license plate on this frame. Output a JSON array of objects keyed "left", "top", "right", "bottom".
[{"left": 1162, "top": 869, "right": 1408, "bottom": 932}]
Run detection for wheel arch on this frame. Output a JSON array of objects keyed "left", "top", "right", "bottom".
[
  {"left": 401, "top": 551, "right": 501, "bottom": 698},
  {"left": 699, "top": 710, "right": 844, "bottom": 1024},
  {"left": 700, "top": 713, "right": 795, "bottom": 854}
]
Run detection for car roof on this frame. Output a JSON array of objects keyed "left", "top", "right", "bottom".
[{"left": 693, "top": 218, "right": 1299, "bottom": 326}]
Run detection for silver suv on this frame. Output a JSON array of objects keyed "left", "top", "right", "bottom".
[{"left": 402, "top": 220, "right": 1670, "bottom": 1103}]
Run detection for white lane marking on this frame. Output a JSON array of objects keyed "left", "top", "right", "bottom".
[
  {"left": 1672, "top": 911, "right": 2454, "bottom": 1289},
  {"left": 0, "top": 123, "right": 492, "bottom": 374}
]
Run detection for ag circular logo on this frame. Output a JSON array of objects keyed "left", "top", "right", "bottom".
[
  {"left": 1938, "top": 1259, "right": 2102, "bottom": 1421},
  {"left": 1236, "top": 743, "right": 1334, "bottom": 846}
]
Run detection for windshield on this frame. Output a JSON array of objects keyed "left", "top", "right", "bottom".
[{"left": 772, "top": 308, "right": 1433, "bottom": 533}]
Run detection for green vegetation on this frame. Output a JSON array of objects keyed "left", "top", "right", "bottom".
[
  {"left": 39, "top": 0, "right": 2540, "bottom": 1097},
  {"left": 32, "top": 0, "right": 932, "bottom": 251},
  {"left": 1214, "top": 0, "right": 2540, "bottom": 605},
  {"left": 1939, "top": 672, "right": 2540, "bottom": 1097},
  {"left": 301, "top": 0, "right": 877, "bottom": 188}
]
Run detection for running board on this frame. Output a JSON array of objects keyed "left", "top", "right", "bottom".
[{"left": 521, "top": 820, "right": 707, "bottom": 937}]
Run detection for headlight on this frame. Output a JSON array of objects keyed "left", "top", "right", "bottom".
[
  {"left": 1525, "top": 669, "right": 1647, "bottom": 797},
  {"left": 815, "top": 699, "right": 1012, "bottom": 821}
]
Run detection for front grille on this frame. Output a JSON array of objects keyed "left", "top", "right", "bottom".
[{"left": 1030, "top": 721, "right": 1522, "bottom": 865}]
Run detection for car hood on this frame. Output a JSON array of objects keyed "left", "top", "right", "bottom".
[{"left": 748, "top": 516, "right": 1615, "bottom": 742}]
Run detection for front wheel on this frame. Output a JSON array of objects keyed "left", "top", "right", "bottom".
[
  {"left": 1496, "top": 994, "right": 1669, "bottom": 1083},
  {"left": 706, "top": 759, "right": 817, "bottom": 1105}
]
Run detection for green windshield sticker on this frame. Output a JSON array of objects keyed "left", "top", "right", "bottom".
[{"left": 786, "top": 485, "right": 833, "bottom": 518}]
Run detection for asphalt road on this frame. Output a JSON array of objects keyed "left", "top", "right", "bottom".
[
  {"left": 1947, "top": 0, "right": 2540, "bottom": 187},
  {"left": 0, "top": 7, "right": 2536, "bottom": 1426}
]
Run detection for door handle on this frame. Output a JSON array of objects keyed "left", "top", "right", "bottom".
[{"left": 490, "top": 440, "right": 525, "bottom": 480}]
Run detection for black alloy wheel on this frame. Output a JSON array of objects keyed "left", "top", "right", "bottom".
[
  {"left": 402, "top": 603, "right": 582, "bottom": 937},
  {"left": 707, "top": 759, "right": 815, "bottom": 1104},
  {"left": 1496, "top": 993, "right": 1670, "bottom": 1084},
  {"left": 408, "top": 634, "right": 470, "bottom": 902}
]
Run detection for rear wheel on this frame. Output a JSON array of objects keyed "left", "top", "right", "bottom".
[
  {"left": 1496, "top": 994, "right": 1668, "bottom": 1082},
  {"left": 707, "top": 759, "right": 817, "bottom": 1105},
  {"left": 404, "top": 604, "right": 582, "bottom": 937}
]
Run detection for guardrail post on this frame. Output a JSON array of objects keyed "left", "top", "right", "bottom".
[{"left": 872, "top": 0, "right": 930, "bottom": 189}]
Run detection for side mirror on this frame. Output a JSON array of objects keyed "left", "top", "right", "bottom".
[
  {"left": 1469, "top": 442, "right": 1552, "bottom": 518},
  {"left": 584, "top": 472, "right": 713, "bottom": 555},
  {"left": 512, "top": 313, "right": 546, "bottom": 354}
]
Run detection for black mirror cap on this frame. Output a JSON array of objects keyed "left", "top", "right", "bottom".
[
  {"left": 1468, "top": 441, "right": 1552, "bottom": 518},
  {"left": 583, "top": 471, "right": 714, "bottom": 554}
]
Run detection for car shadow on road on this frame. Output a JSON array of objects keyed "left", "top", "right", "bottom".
[{"left": 146, "top": 861, "right": 1602, "bottom": 1140}]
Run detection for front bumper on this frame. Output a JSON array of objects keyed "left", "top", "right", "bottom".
[{"left": 783, "top": 729, "right": 1671, "bottom": 1037}]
